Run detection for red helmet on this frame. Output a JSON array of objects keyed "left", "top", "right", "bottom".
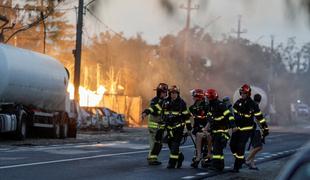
[
  {"left": 169, "top": 85, "right": 180, "bottom": 94},
  {"left": 205, "top": 89, "right": 218, "bottom": 101},
  {"left": 191, "top": 89, "right": 205, "bottom": 100},
  {"left": 239, "top": 84, "right": 251, "bottom": 96},
  {"left": 155, "top": 83, "right": 168, "bottom": 93}
]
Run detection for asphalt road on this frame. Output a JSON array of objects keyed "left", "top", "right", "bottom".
[{"left": 0, "top": 130, "right": 309, "bottom": 180}]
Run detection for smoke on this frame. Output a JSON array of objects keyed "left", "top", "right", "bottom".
[
  {"left": 8, "top": 0, "right": 310, "bottom": 127},
  {"left": 159, "top": 0, "right": 175, "bottom": 15},
  {"left": 285, "top": 0, "right": 310, "bottom": 25}
]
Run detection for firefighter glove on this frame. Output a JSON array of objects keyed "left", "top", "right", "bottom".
[
  {"left": 263, "top": 129, "right": 269, "bottom": 137},
  {"left": 186, "top": 124, "right": 192, "bottom": 131}
]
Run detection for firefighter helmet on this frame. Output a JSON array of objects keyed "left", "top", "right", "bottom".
[
  {"left": 239, "top": 84, "right": 251, "bottom": 96},
  {"left": 169, "top": 85, "right": 180, "bottom": 94},
  {"left": 155, "top": 83, "right": 168, "bottom": 93},
  {"left": 205, "top": 89, "right": 218, "bottom": 101},
  {"left": 191, "top": 89, "right": 205, "bottom": 100}
]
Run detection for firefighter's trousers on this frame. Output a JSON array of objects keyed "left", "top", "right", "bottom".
[
  {"left": 211, "top": 132, "right": 229, "bottom": 171},
  {"left": 148, "top": 127, "right": 157, "bottom": 159},
  {"left": 230, "top": 130, "right": 252, "bottom": 170},
  {"left": 167, "top": 126, "right": 184, "bottom": 168},
  {"left": 148, "top": 127, "right": 165, "bottom": 161}
]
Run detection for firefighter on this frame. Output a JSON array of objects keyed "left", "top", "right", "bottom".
[
  {"left": 205, "top": 89, "right": 238, "bottom": 171},
  {"left": 188, "top": 89, "right": 212, "bottom": 168},
  {"left": 163, "top": 85, "right": 192, "bottom": 169},
  {"left": 142, "top": 83, "right": 168, "bottom": 165},
  {"left": 245, "top": 93, "right": 269, "bottom": 170},
  {"left": 230, "top": 84, "right": 269, "bottom": 172}
]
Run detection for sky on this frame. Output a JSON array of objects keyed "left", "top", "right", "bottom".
[{"left": 70, "top": 0, "right": 310, "bottom": 47}]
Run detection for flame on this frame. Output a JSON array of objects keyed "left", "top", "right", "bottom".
[
  {"left": 118, "top": 85, "right": 125, "bottom": 90},
  {"left": 68, "top": 83, "right": 106, "bottom": 107}
]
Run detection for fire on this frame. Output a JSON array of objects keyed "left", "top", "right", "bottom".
[
  {"left": 118, "top": 85, "right": 125, "bottom": 90},
  {"left": 68, "top": 83, "right": 106, "bottom": 107}
]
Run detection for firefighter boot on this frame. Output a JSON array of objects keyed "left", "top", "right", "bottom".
[
  {"left": 190, "top": 159, "right": 200, "bottom": 168},
  {"left": 201, "top": 158, "right": 212, "bottom": 168},
  {"left": 148, "top": 160, "right": 162, "bottom": 166},
  {"left": 231, "top": 160, "right": 240, "bottom": 173},
  {"left": 148, "top": 142, "right": 162, "bottom": 166},
  {"left": 167, "top": 159, "right": 177, "bottom": 169},
  {"left": 177, "top": 152, "right": 184, "bottom": 168}
]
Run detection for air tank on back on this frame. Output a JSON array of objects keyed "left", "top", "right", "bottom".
[
  {"left": 233, "top": 85, "right": 268, "bottom": 111},
  {"left": 0, "top": 44, "right": 69, "bottom": 112}
]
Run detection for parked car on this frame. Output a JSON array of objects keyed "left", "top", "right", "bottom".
[
  {"left": 295, "top": 103, "right": 310, "bottom": 117},
  {"left": 290, "top": 101, "right": 310, "bottom": 121},
  {"left": 78, "top": 107, "right": 126, "bottom": 131}
]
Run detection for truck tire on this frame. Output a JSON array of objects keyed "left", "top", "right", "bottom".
[
  {"left": 53, "top": 121, "right": 60, "bottom": 139},
  {"left": 68, "top": 118, "right": 77, "bottom": 138},
  {"left": 60, "top": 113, "right": 68, "bottom": 139},
  {"left": 16, "top": 110, "right": 27, "bottom": 140}
]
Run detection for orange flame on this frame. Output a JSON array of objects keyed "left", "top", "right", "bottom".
[{"left": 68, "top": 83, "right": 106, "bottom": 107}]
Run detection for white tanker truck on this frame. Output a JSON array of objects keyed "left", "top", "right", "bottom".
[{"left": 0, "top": 44, "right": 77, "bottom": 140}]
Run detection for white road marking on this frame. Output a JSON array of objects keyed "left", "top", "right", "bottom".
[
  {"left": 196, "top": 172, "right": 208, "bottom": 176},
  {"left": 181, "top": 176, "right": 196, "bottom": 179},
  {"left": 0, "top": 148, "right": 10, "bottom": 151},
  {"left": 0, "top": 150, "right": 150, "bottom": 170},
  {"left": 44, "top": 149, "right": 102, "bottom": 155},
  {"left": 0, "top": 157, "right": 27, "bottom": 161},
  {"left": 0, "top": 133, "right": 292, "bottom": 152},
  {"left": 0, "top": 145, "right": 194, "bottom": 170},
  {"left": 3, "top": 141, "right": 151, "bottom": 152},
  {"left": 75, "top": 142, "right": 149, "bottom": 150},
  {"left": 268, "top": 134, "right": 291, "bottom": 139}
]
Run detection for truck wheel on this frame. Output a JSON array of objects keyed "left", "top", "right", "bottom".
[
  {"left": 60, "top": 113, "right": 68, "bottom": 139},
  {"left": 53, "top": 121, "right": 60, "bottom": 139},
  {"left": 68, "top": 118, "right": 77, "bottom": 138},
  {"left": 16, "top": 110, "right": 27, "bottom": 140}
]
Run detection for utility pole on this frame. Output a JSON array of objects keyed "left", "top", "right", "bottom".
[
  {"left": 296, "top": 51, "right": 302, "bottom": 101},
  {"left": 180, "top": 0, "right": 198, "bottom": 31},
  {"left": 73, "top": 0, "right": 84, "bottom": 104},
  {"left": 180, "top": 0, "right": 198, "bottom": 62},
  {"left": 296, "top": 52, "right": 301, "bottom": 75},
  {"left": 269, "top": 35, "right": 276, "bottom": 124},
  {"left": 271, "top": 35, "right": 274, "bottom": 52},
  {"left": 232, "top": 15, "right": 247, "bottom": 41},
  {"left": 38, "top": 0, "right": 46, "bottom": 53}
]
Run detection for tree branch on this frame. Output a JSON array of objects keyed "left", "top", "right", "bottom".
[{"left": 4, "top": 10, "right": 53, "bottom": 43}]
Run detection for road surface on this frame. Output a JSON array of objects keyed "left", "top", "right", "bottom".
[{"left": 0, "top": 129, "right": 309, "bottom": 180}]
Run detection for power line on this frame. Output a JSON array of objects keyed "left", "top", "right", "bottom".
[
  {"left": 86, "top": 8, "right": 126, "bottom": 41},
  {"left": 85, "top": 0, "right": 96, "bottom": 8}
]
